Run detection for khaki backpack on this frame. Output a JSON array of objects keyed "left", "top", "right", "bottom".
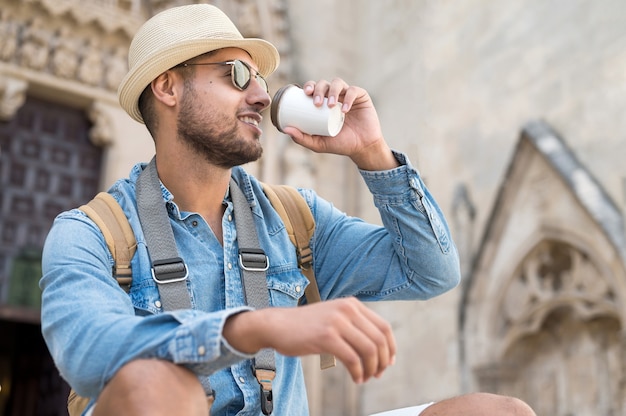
[{"left": 67, "top": 183, "right": 334, "bottom": 416}]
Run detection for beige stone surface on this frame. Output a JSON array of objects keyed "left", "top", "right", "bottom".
[{"left": 4, "top": 0, "right": 626, "bottom": 414}]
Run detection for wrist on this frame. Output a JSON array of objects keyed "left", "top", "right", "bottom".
[
  {"left": 351, "top": 141, "right": 399, "bottom": 171},
  {"left": 222, "top": 308, "right": 271, "bottom": 354},
  {"left": 223, "top": 310, "right": 264, "bottom": 354}
]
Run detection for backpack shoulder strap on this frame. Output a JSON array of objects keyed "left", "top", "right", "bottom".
[
  {"left": 70, "top": 195, "right": 136, "bottom": 416},
  {"left": 261, "top": 184, "right": 318, "bottom": 300},
  {"left": 262, "top": 183, "right": 336, "bottom": 370},
  {"left": 79, "top": 192, "right": 136, "bottom": 292}
]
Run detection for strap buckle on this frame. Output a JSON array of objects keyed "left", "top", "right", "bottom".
[
  {"left": 206, "top": 389, "right": 216, "bottom": 410},
  {"left": 255, "top": 368, "right": 275, "bottom": 415},
  {"left": 296, "top": 245, "right": 313, "bottom": 270},
  {"left": 238, "top": 248, "right": 269, "bottom": 271},
  {"left": 151, "top": 257, "right": 189, "bottom": 284}
]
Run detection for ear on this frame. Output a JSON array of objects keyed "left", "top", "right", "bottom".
[{"left": 150, "top": 70, "right": 180, "bottom": 109}]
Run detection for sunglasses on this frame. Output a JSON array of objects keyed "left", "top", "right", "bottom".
[{"left": 176, "top": 59, "right": 269, "bottom": 93}]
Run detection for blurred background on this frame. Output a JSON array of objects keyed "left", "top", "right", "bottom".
[{"left": 1, "top": 0, "right": 625, "bottom": 415}]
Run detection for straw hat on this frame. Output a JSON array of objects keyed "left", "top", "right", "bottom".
[{"left": 117, "top": 4, "right": 280, "bottom": 123}]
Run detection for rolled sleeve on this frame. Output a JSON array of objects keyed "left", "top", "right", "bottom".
[
  {"left": 40, "top": 212, "right": 255, "bottom": 398},
  {"left": 310, "top": 150, "right": 460, "bottom": 302},
  {"left": 165, "top": 308, "right": 255, "bottom": 374}
]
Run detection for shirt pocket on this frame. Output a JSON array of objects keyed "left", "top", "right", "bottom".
[
  {"left": 266, "top": 269, "right": 309, "bottom": 307},
  {"left": 129, "top": 275, "right": 162, "bottom": 315}
]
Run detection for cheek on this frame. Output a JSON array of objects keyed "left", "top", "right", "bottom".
[{"left": 182, "top": 80, "right": 242, "bottom": 119}]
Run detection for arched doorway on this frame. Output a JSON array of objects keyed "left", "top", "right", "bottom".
[{"left": 0, "top": 95, "right": 103, "bottom": 415}]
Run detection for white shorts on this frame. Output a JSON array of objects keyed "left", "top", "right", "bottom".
[
  {"left": 86, "top": 401, "right": 435, "bottom": 416},
  {"left": 84, "top": 404, "right": 95, "bottom": 416},
  {"left": 369, "top": 402, "right": 435, "bottom": 416}
]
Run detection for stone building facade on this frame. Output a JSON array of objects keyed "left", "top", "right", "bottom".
[{"left": 1, "top": 0, "right": 626, "bottom": 415}]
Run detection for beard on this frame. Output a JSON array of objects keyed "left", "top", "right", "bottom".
[{"left": 176, "top": 86, "right": 263, "bottom": 169}]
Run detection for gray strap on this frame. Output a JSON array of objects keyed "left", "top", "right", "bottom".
[
  {"left": 229, "top": 179, "right": 276, "bottom": 372},
  {"left": 136, "top": 158, "right": 215, "bottom": 400},
  {"left": 230, "top": 179, "right": 276, "bottom": 415},
  {"left": 136, "top": 160, "right": 274, "bottom": 412},
  {"left": 136, "top": 158, "right": 191, "bottom": 311}
]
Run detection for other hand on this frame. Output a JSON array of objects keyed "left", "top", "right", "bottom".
[{"left": 223, "top": 297, "right": 396, "bottom": 383}]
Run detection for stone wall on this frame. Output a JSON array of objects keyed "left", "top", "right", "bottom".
[
  {"left": 3, "top": 0, "right": 626, "bottom": 413},
  {"left": 286, "top": 0, "right": 626, "bottom": 414}
]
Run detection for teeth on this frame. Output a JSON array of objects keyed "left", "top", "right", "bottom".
[{"left": 241, "top": 116, "right": 259, "bottom": 127}]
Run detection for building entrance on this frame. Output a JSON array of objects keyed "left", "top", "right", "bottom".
[{"left": 0, "top": 95, "right": 103, "bottom": 415}]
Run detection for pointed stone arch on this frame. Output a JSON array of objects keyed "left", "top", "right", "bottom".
[
  {"left": 461, "top": 121, "right": 626, "bottom": 414},
  {"left": 496, "top": 235, "right": 620, "bottom": 358}
]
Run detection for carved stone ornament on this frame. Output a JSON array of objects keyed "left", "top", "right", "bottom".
[
  {"left": 19, "top": 17, "right": 50, "bottom": 71},
  {"left": 88, "top": 101, "right": 115, "bottom": 146},
  {"left": 50, "top": 26, "right": 82, "bottom": 79},
  {"left": 497, "top": 239, "right": 618, "bottom": 354},
  {"left": 22, "top": 0, "right": 144, "bottom": 37},
  {"left": 0, "top": 8, "right": 19, "bottom": 61},
  {"left": 1, "top": 0, "right": 291, "bottom": 92},
  {"left": 0, "top": 76, "right": 28, "bottom": 121}
]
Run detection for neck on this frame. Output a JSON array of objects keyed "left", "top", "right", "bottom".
[{"left": 154, "top": 148, "right": 230, "bottom": 244}]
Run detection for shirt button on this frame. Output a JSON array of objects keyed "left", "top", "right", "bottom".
[
  {"left": 295, "top": 285, "right": 302, "bottom": 293},
  {"left": 198, "top": 346, "right": 206, "bottom": 356},
  {"left": 239, "top": 376, "right": 245, "bottom": 383},
  {"left": 155, "top": 300, "right": 162, "bottom": 308},
  {"left": 228, "top": 215, "right": 233, "bottom": 221},
  {"left": 227, "top": 263, "right": 233, "bottom": 270},
  {"left": 192, "top": 220, "right": 198, "bottom": 227}
]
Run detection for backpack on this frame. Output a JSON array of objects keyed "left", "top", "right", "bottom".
[{"left": 67, "top": 183, "right": 335, "bottom": 416}]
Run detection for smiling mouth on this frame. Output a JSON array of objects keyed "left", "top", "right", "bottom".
[{"left": 239, "top": 116, "right": 260, "bottom": 128}]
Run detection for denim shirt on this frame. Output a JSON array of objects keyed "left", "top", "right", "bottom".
[{"left": 40, "top": 151, "right": 460, "bottom": 416}]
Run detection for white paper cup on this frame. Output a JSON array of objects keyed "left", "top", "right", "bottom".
[{"left": 271, "top": 84, "right": 345, "bottom": 137}]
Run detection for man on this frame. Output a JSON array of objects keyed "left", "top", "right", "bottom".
[{"left": 40, "top": 4, "right": 536, "bottom": 416}]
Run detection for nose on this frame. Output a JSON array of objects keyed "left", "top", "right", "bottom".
[{"left": 247, "top": 77, "right": 271, "bottom": 111}]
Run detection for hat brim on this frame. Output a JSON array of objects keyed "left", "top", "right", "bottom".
[{"left": 117, "top": 38, "right": 279, "bottom": 124}]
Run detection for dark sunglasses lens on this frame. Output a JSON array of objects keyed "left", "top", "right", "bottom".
[
  {"left": 232, "top": 60, "right": 251, "bottom": 90},
  {"left": 256, "top": 75, "right": 269, "bottom": 92}
]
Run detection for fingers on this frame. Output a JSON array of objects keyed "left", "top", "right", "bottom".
[
  {"left": 319, "top": 298, "right": 396, "bottom": 383},
  {"left": 284, "top": 78, "right": 391, "bottom": 170},
  {"left": 359, "top": 303, "right": 397, "bottom": 377},
  {"left": 251, "top": 297, "right": 396, "bottom": 384},
  {"left": 302, "top": 78, "right": 361, "bottom": 112}
]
